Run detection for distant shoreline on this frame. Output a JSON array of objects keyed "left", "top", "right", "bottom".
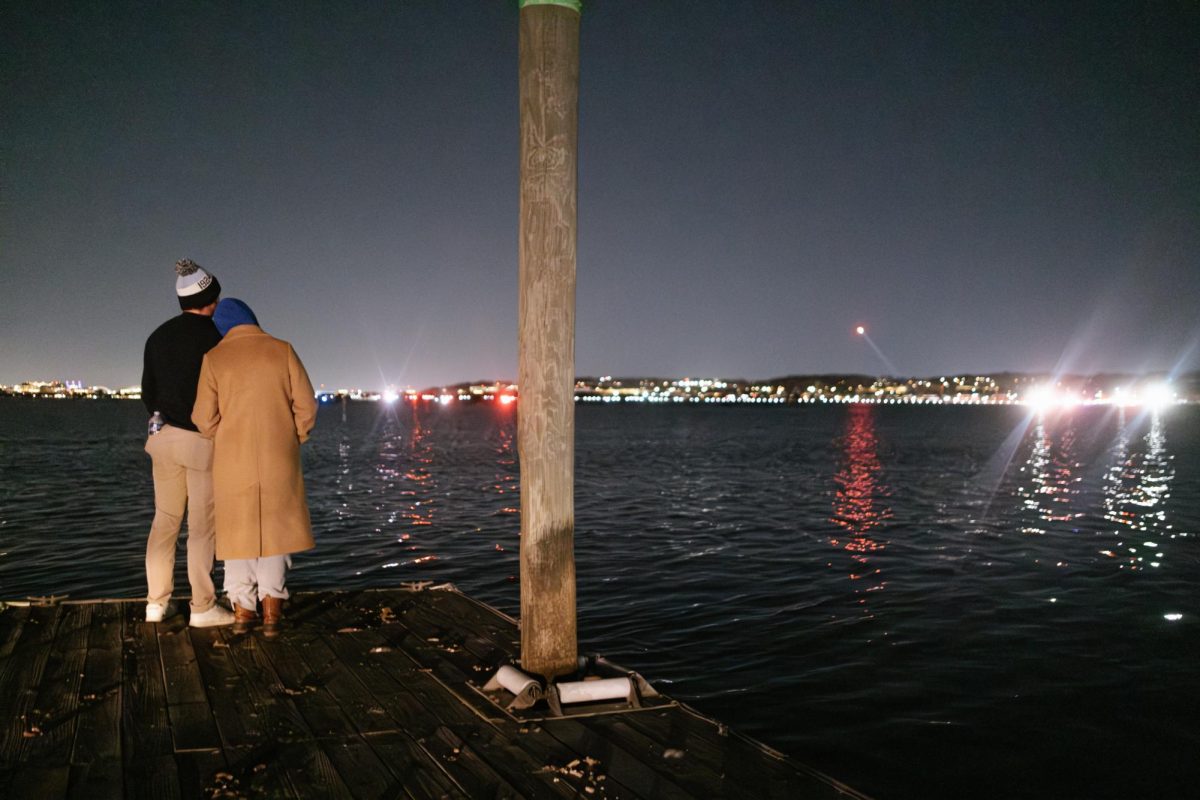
[{"left": 6, "top": 370, "right": 1198, "bottom": 407}]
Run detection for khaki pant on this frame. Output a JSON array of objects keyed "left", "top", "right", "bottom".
[
  {"left": 225, "top": 555, "right": 290, "bottom": 612},
  {"left": 145, "top": 425, "right": 217, "bottom": 612}
]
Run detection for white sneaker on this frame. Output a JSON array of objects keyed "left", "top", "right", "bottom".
[
  {"left": 145, "top": 601, "right": 175, "bottom": 623},
  {"left": 189, "top": 603, "right": 236, "bottom": 628}
]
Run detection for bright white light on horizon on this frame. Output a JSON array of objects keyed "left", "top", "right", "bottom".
[
  {"left": 1017, "top": 380, "right": 1180, "bottom": 410},
  {"left": 1026, "top": 385, "right": 1055, "bottom": 411},
  {"left": 1164, "top": 613, "right": 1182, "bottom": 622},
  {"left": 382, "top": 389, "right": 399, "bottom": 403},
  {"left": 1143, "top": 383, "right": 1175, "bottom": 410}
]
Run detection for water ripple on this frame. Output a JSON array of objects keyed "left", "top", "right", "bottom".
[{"left": 0, "top": 400, "right": 1197, "bottom": 798}]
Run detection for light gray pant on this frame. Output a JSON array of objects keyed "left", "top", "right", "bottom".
[
  {"left": 145, "top": 425, "right": 217, "bottom": 612},
  {"left": 224, "top": 555, "right": 290, "bottom": 612}
]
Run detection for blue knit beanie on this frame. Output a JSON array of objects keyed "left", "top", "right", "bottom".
[{"left": 213, "top": 298, "right": 259, "bottom": 336}]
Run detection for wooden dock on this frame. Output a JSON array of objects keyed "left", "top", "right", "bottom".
[{"left": 0, "top": 585, "right": 868, "bottom": 799}]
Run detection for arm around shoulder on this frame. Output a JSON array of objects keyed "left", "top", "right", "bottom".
[
  {"left": 191, "top": 355, "right": 221, "bottom": 437},
  {"left": 289, "top": 345, "right": 317, "bottom": 443}
]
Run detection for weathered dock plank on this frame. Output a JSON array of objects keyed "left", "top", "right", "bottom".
[
  {"left": 120, "top": 600, "right": 182, "bottom": 800},
  {"left": 0, "top": 603, "right": 31, "bottom": 658},
  {"left": 314, "top": 592, "right": 572, "bottom": 799},
  {"left": 189, "top": 625, "right": 264, "bottom": 749},
  {"left": 7, "top": 763, "right": 71, "bottom": 798},
  {"left": 0, "top": 603, "right": 65, "bottom": 791},
  {"left": 158, "top": 614, "right": 222, "bottom": 753},
  {"left": 67, "top": 601, "right": 123, "bottom": 800},
  {"left": 0, "top": 606, "right": 60, "bottom": 744},
  {"left": 319, "top": 630, "right": 484, "bottom": 798},
  {"left": 0, "top": 588, "right": 869, "bottom": 799},
  {"left": 210, "top": 624, "right": 310, "bottom": 745},
  {"left": 21, "top": 604, "right": 91, "bottom": 766}
]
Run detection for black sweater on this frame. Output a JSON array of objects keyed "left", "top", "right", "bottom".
[{"left": 141, "top": 313, "right": 221, "bottom": 431}]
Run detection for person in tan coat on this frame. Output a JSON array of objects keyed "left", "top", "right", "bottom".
[{"left": 192, "top": 298, "right": 318, "bottom": 636}]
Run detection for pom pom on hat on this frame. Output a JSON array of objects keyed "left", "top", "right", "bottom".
[
  {"left": 175, "top": 258, "right": 221, "bottom": 309},
  {"left": 213, "top": 298, "right": 259, "bottom": 336}
]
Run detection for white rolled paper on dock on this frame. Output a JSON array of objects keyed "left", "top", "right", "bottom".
[
  {"left": 494, "top": 665, "right": 540, "bottom": 698},
  {"left": 556, "top": 677, "right": 632, "bottom": 705}
]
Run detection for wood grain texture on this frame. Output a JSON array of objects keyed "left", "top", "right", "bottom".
[
  {"left": 120, "top": 604, "right": 178, "bottom": 799},
  {"left": 0, "top": 591, "right": 870, "bottom": 799},
  {"left": 517, "top": 0, "right": 581, "bottom": 681},
  {"left": 20, "top": 604, "right": 90, "bottom": 766},
  {"left": 157, "top": 618, "right": 221, "bottom": 752},
  {"left": 0, "top": 605, "right": 63, "bottom": 768}
]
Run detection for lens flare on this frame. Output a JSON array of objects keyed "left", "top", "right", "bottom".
[
  {"left": 1143, "top": 383, "right": 1175, "bottom": 410},
  {"left": 1025, "top": 385, "right": 1055, "bottom": 411}
]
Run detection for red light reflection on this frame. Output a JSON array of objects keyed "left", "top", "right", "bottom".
[{"left": 830, "top": 405, "right": 892, "bottom": 600}]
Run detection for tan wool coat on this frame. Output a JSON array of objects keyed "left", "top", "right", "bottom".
[{"left": 192, "top": 325, "right": 318, "bottom": 560}]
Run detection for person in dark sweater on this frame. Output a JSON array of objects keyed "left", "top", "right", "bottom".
[{"left": 140, "top": 259, "right": 234, "bottom": 628}]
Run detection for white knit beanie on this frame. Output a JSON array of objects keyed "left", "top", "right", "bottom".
[{"left": 174, "top": 258, "right": 221, "bottom": 309}]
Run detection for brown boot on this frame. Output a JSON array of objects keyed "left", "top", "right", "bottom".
[
  {"left": 261, "top": 596, "right": 284, "bottom": 639},
  {"left": 233, "top": 603, "right": 257, "bottom": 634}
]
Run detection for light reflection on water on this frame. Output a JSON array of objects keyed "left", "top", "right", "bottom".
[
  {"left": 0, "top": 400, "right": 1197, "bottom": 799},
  {"left": 829, "top": 404, "right": 891, "bottom": 612},
  {"left": 1102, "top": 409, "right": 1180, "bottom": 570},
  {"left": 1015, "top": 414, "right": 1085, "bottom": 533}
]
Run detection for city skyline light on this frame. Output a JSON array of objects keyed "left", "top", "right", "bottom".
[
  {"left": 4, "top": 372, "right": 1190, "bottom": 410},
  {"left": 3, "top": 2, "right": 1197, "bottom": 389}
]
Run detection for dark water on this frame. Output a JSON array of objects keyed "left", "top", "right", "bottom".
[{"left": 1, "top": 398, "right": 1197, "bottom": 799}]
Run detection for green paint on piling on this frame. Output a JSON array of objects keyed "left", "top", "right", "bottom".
[{"left": 519, "top": 0, "right": 582, "bottom": 12}]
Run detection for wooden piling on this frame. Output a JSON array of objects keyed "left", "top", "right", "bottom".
[{"left": 517, "top": 0, "right": 581, "bottom": 679}]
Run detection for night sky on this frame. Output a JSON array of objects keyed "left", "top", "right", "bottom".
[{"left": 3, "top": 1, "right": 1197, "bottom": 390}]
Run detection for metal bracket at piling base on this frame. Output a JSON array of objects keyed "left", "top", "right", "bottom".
[
  {"left": 483, "top": 664, "right": 545, "bottom": 711},
  {"left": 545, "top": 671, "right": 658, "bottom": 717},
  {"left": 477, "top": 655, "right": 672, "bottom": 721}
]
